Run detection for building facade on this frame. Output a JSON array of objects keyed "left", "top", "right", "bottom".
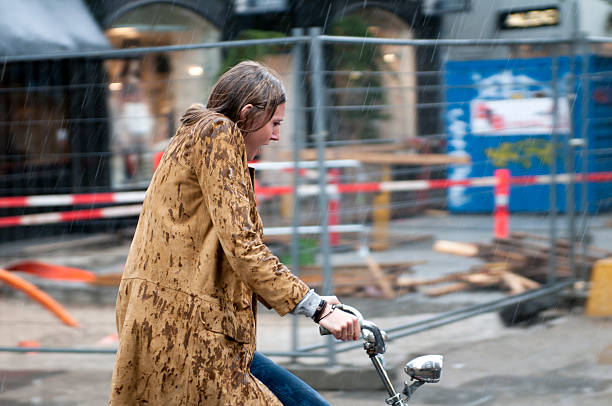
[{"left": 0, "top": 0, "right": 443, "bottom": 240}]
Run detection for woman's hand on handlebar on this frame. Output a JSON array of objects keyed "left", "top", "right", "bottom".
[{"left": 318, "top": 296, "right": 360, "bottom": 341}]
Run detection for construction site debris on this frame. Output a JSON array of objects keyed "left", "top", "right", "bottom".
[
  {"left": 426, "top": 232, "right": 612, "bottom": 296},
  {"left": 298, "top": 259, "right": 424, "bottom": 298}
]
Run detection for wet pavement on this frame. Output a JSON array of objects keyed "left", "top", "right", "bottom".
[
  {"left": 1, "top": 213, "right": 611, "bottom": 405},
  {"left": 1, "top": 301, "right": 611, "bottom": 405}
]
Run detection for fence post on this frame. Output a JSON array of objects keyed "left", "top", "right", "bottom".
[
  {"left": 548, "top": 50, "right": 560, "bottom": 285},
  {"left": 494, "top": 169, "right": 510, "bottom": 239},
  {"left": 578, "top": 34, "right": 591, "bottom": 283},
  {"left": 308, "top": 26, "right": 336, "bottom": 365},
  {"left": 290, "top": 27, "right": 305, "bottom": 361},
  {"left": 566, "top": 7, "right": 580, "bottom": 281}
]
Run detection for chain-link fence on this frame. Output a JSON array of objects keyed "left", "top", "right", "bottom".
[{"left": 1, "top": 30, "right": 612, "bottom": 364}]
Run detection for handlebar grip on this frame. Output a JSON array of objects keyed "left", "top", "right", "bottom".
[{"left": 318, "top": 304, "right": 362, "bottom": 336}]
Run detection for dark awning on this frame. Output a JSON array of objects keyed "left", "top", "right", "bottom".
[{"left": 0, "top": 0, "right": 111, "bottom": 58}]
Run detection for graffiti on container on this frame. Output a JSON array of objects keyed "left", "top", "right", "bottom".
[{"left": 485, "top": 139, "right": 553, "bottom": 168}]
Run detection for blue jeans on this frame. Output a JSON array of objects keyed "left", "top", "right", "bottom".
[{"left": 250, "top": 351, "right": 330, "bottom": 406}]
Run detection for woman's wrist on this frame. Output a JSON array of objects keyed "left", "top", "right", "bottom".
[
  {"left": 317, "top": 306, "right": 335, "bottom": 322},
  {"left": 311, "top": 299, "right": 327, "bottom": 323}
]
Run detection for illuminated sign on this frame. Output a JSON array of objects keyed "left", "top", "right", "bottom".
[
  {"left": 234, "top": 0, "right": 287, "bottom": 14},
  {"left": 499, "top": 6, "right": 560, "bottom": 29}
]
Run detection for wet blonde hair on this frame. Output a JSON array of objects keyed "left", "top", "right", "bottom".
[
  {"left": 171, "top": 61, "right": 286, "bottom": 162},
  {"left": 206, "top": 60, "right": 286, "bottom": 133}
]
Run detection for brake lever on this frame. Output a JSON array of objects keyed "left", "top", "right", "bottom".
[{"left": 361, "top": 321, "right": 386, "bottom": 355}]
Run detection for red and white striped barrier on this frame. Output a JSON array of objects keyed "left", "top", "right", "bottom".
[
  {"left": 1, "top": 171, "right": 612, "bottom": 228},
  {"left": 0, "top": 178, "right": 496, "bottom": 210},
  {"left": 494, "top": 169, "right": 510, "bottom": 239},
  {"left": 0, "top": 191, "right": 145, "bottom": 209},
  {"left": 0, "top": 203, "right": 368, "bottom": 236},
  {"left": 0, "top": 205, "right": 143, "bottom": 228},
  {"left": 258, "top": 171, "right": 612, "bottom": 197},
  {"left": 2, "top": 172, "right": 612, "bottom": 209}
]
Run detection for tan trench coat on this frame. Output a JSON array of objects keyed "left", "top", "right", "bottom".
[{"left": 110, "top": 105, "right": 310, "bottom": 405}]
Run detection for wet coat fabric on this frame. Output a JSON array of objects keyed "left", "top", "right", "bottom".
[{"left": 110, "top": 105, "right": 310, "bottom": 405}]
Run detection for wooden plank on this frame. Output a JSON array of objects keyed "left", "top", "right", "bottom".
[
  {"left": 498, "top": 270, "right": 540, "bottom": 295},
  {"left": 478, "top": 262, "right": 512, "bottom": 272},
  {"left": 294, "top": 149, "right": 471, "bottom": 165},
  {"left": 503, "top": 271, "right": 540, "bottom": 290},
  {"left": 348, "top": 152, "right": 472, "bottom": 166},
  {"left": 396, "top": 268, "right": 494, "bottom": 288},
  {"left": 364, "top": 255, "right": 396, "bottom": 299},
  {"left": 282, "top": 144, "right": 403, "bottom": 159},
  {"left": 479, "top": 246, "right": 529, "bottom": 262},
  {"left": 425, "top": 282, "right": 471, "bottom": 297},
  {"left": 459, "top": 272, "right": 501, "bottom": 286},
  {"left": 433, "top": 240, "right": 479, "bottom": 257}
]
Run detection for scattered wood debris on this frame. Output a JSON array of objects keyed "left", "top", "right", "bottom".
[
  {"left": 397, "top": 263, "right": 541, "bottom": 296},
  {"left": 298, "top": 258, "right": 424, "bottom": 298},
  {"left": 87, "top": 258, "right": 424, "bottom": 299},
  {"left": 422, "top": 232, "right": 612, "bottom": 296}
]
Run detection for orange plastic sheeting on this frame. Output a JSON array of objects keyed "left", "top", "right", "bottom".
[
  {"left": 5, "top": 260, "right": 96, "bottom": 282},
  {"left": 0, "top": 268, "right": 80, "bottom": 327}
]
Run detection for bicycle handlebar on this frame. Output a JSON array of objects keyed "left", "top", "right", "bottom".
[{"left": 318, "top": 304, "right": 387, "bottom": 355}]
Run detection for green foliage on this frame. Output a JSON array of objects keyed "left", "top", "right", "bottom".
[
  {"left": 217, "top": 29, "right": 288, "bottom": 77},
  {"left": 329, "top": 17, "right": 380, "bottom": 72},
  {"left": 279, "top": 238, "right": 318, "bottom": 266}
]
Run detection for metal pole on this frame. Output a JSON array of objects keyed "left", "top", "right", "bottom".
[
  {"left": 566, "top": 2, "right": 579, "bottom": 280},
  {"left": 308, "top": 26, "right": 335, "bottom": 365},
  {"left": 579, "top": 36, "right": 591, "bottom": 282},
  {"left": 548, "top": 51, "right": 559, "bottom": 285},
  {"left": 70, "top": 61, "right": 82, "bottom": 191},
  {"left": 370, "top": 355, "right": 399, "bottom": 399},
  {"left": 290, "top": 27, "right": 305, "bottom": 361}
]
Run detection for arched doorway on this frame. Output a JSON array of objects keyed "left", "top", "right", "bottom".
[
  {"left": 327, "top": 7, "right": 417, "bottom": 144},
  {"left": 104, "top": 2, "right": 221, "bottom": 186},
  {"left": 327, "top": 7, "right": 425, "bottom": 219}
]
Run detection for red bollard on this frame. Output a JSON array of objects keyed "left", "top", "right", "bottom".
[
  {"left": 153, "top": 151, "right": 164, "bottom": 170},
  {"left": 328, "top": 168, "right": 340, "bottom": 246},
  {"left": 494, "top": 169, "right": 510, "bottom": 239}
]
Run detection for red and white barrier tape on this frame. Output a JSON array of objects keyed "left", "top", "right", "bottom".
[
  {"left": 2, "top": 172, "right": 612, "bottom": 209},
  {"left": 494, "top": 169, "right": 510, "bottom": 239},
  {"left": 259, "top": 171, "right": 612, "bottom": 197},
  {"left": 0, "top": 205, "right": 143, "bottom": 228},
  {"left": 0, "top": 203, "right": 367, "bottom": 234},
  {"left": 1, "top": 171, "right": 611, "bottom": 228},
  {"left": 0, "top": 191, "right": 145, "bottom": 209}
]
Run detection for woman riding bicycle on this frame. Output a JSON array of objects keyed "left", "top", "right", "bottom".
[{"left": 109, "top": 60, "right": 359, "bottom": 405}]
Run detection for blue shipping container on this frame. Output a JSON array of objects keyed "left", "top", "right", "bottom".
[{"left": 445, "top": 56, "right": 612, "bottom": 213}]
